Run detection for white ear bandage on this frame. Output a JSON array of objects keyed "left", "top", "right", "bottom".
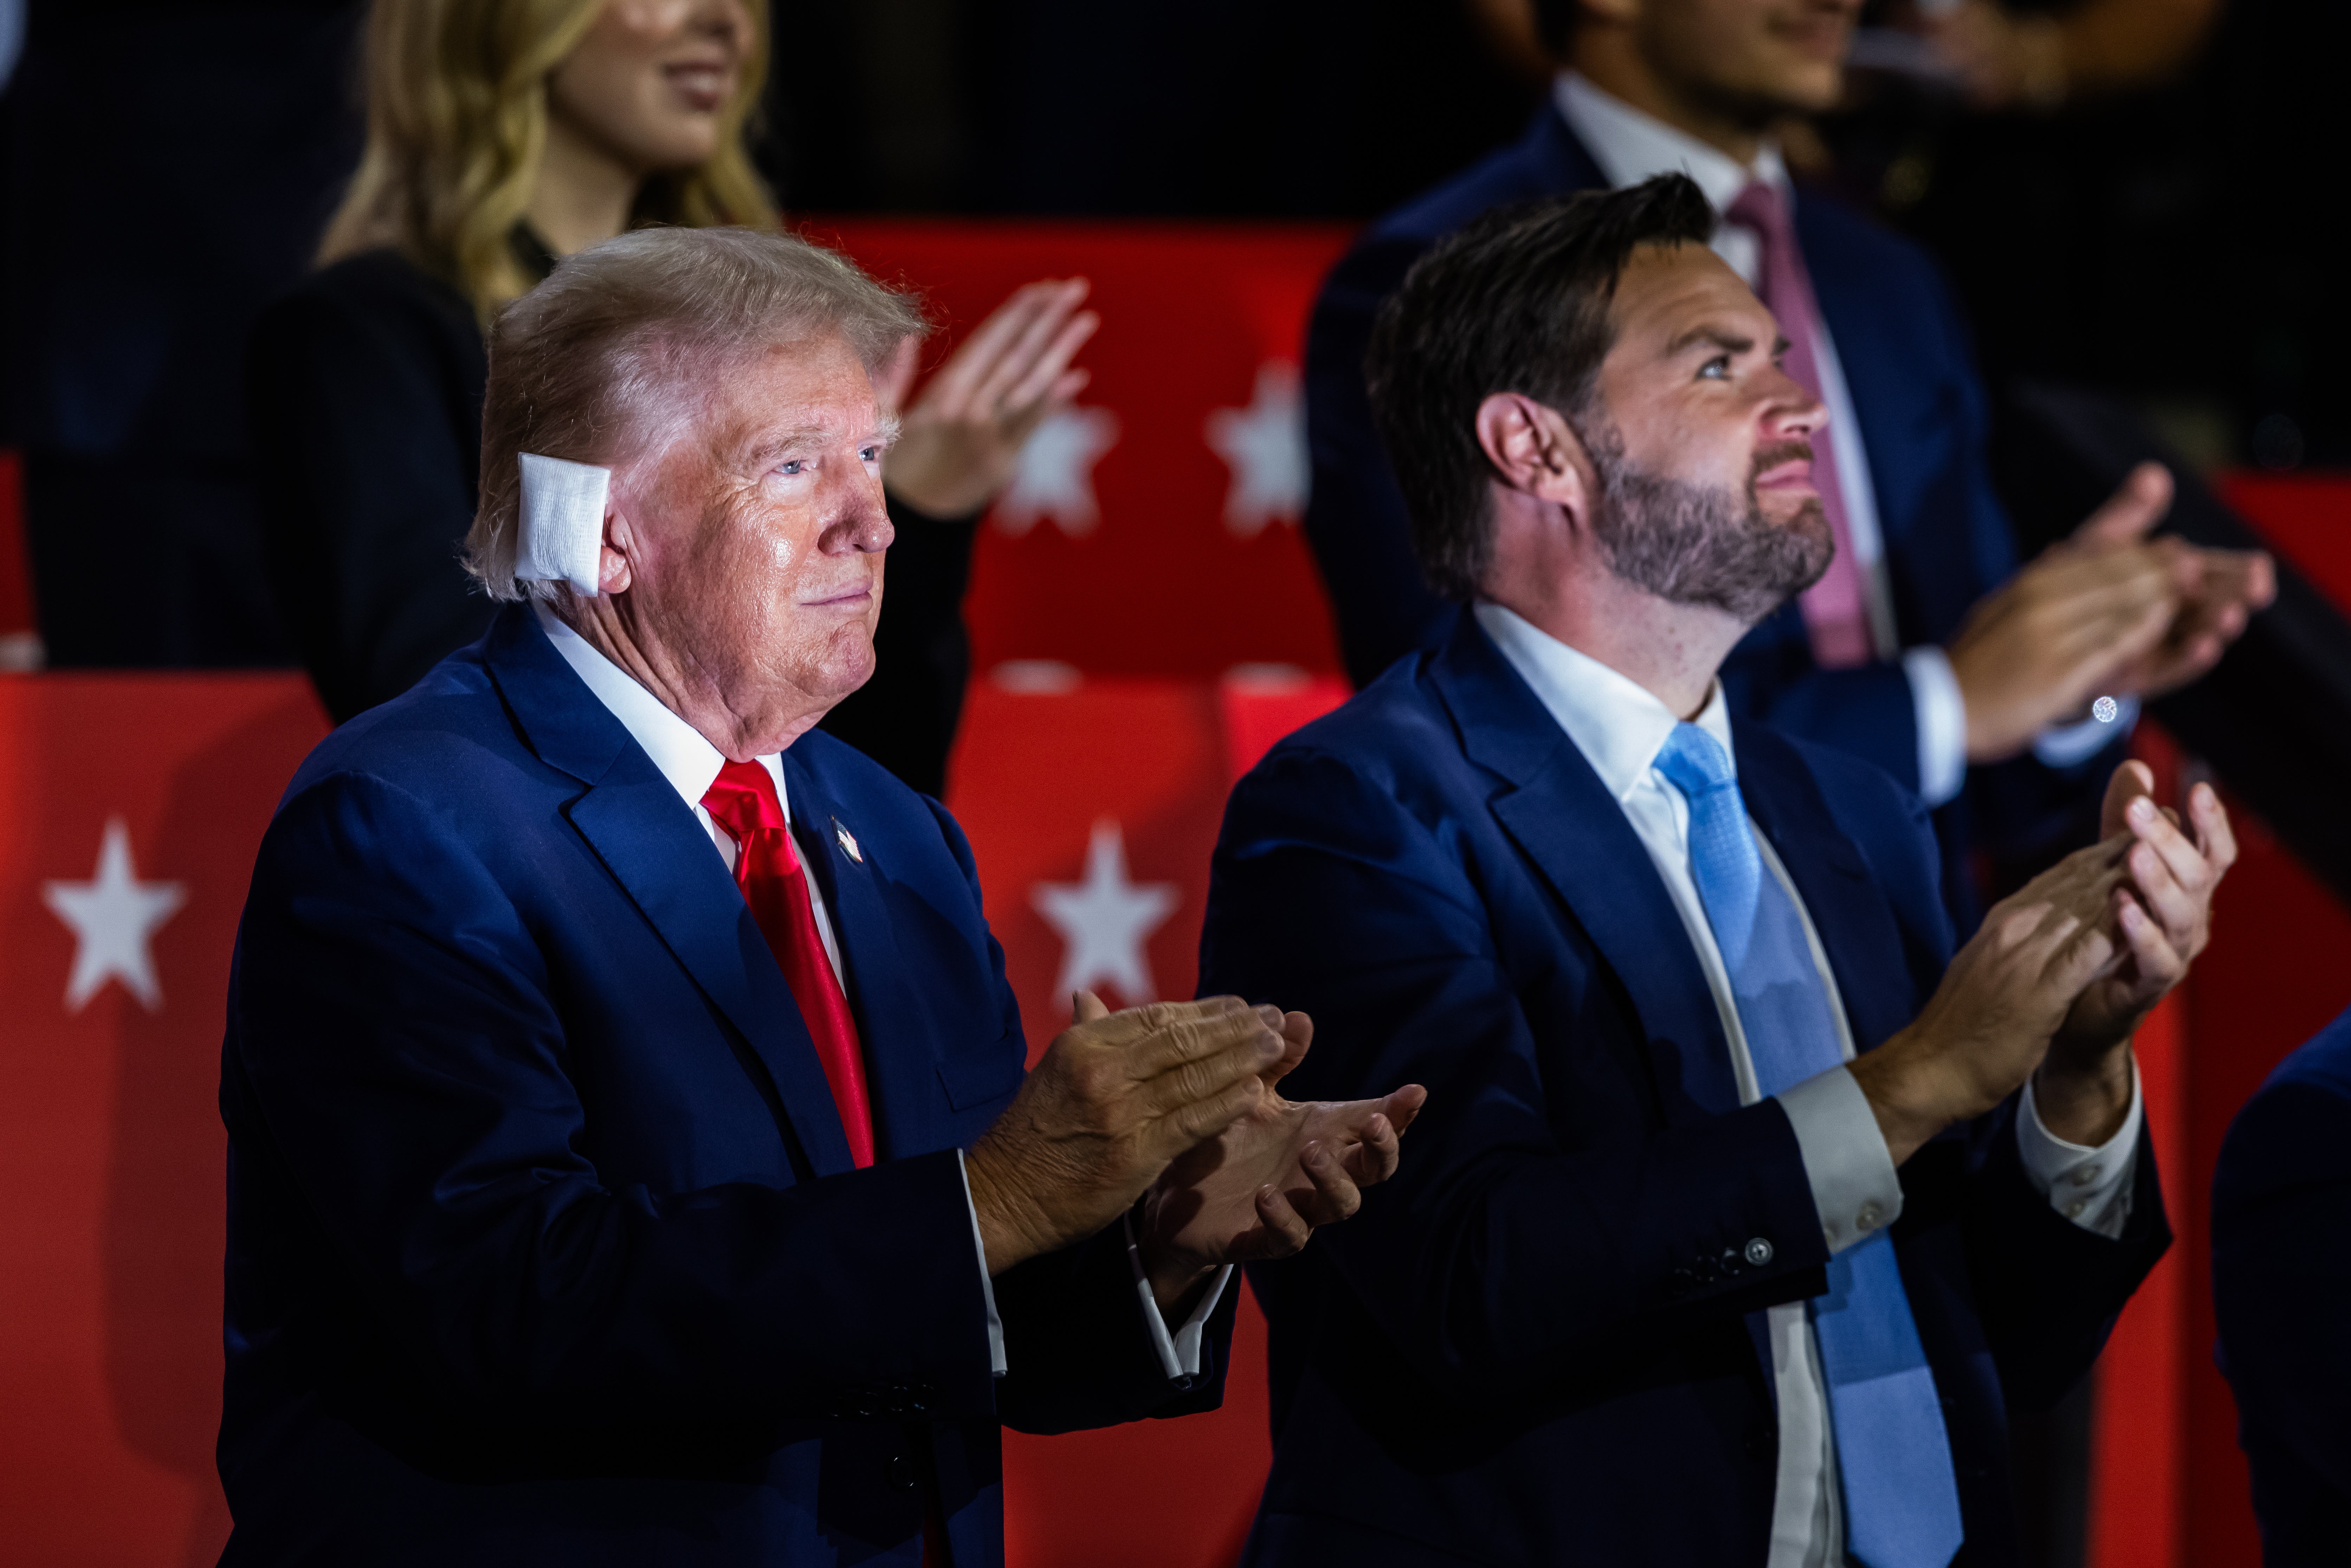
[{"left": 515, "top": 453, "right": 611, "bottom": 596}]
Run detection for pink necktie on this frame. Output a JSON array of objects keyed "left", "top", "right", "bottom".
[{"left": 1723, "top": 181, "right": 1875, "bottom": 669}]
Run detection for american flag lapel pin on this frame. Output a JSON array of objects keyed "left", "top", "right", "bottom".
[{"left": 831, "top": 817, "right": 863, "bottom": 863}]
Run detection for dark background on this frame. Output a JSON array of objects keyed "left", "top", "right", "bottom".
[{"left": 0, "top": 0, "right": 2338, "bottom": 657}]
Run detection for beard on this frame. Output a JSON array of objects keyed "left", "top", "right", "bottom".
[{"left": 1583, "top": 429, "right": 1836, "bottom": 625}]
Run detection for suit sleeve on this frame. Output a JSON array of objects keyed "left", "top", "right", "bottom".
[
  {"left": 226, "top": 771, "right": 999, "bottom": 1455},
  {"left": 1199, "top": 746, "right": 1833, "bottom": 1401},
  {"left": 2213, "top": 1076, "right": 2351, "bottom": 1558},
  {"left": 246, "top": 284, "right": 496, "bottom": 723},
  {"left": 915, "top": 796, "right": 1240, "bottom": 1433},
  {"left": 1933, "top": 1097, "right": 2169, "bottom": 1412}
]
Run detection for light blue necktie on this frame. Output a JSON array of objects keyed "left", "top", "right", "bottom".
[{"left": 1654, "top": 723, "right": 1964, "bottom": 1568}]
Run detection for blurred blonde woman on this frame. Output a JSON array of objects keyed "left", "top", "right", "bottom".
[{"left": 251, "top": 0, "right": 1093, "bottom": 795}]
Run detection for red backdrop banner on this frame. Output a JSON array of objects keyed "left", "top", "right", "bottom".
[{"left": 807, "top": 221, "right": 1354, "bottom": 687}]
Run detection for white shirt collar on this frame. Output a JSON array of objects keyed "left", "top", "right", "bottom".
[
  {"left": 532, "top": 600, "right": 789, "bottom": 823},
  {"left": 1553, "top": 70, "right": 1788, "bottom": 213},
  {"left": 1473, "top": 601, "right": 1737, "bottom": 801}
]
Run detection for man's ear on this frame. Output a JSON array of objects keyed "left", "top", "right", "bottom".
[
  {"left": 1474, "top": 391, "right": 1592, "bottom": 521},
  {"left": 596, "top": 508, "right": 635, "bottom": 595}
]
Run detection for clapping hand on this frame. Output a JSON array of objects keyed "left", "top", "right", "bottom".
[
  {"left": 877, "top": 278, "right": 1098, "bottom": 518},
  {"left": 1131, "top": 1000, "right": 1426, "bottom": 1308},
  {"left": 2037, "top": 762, "right": 2238, "bottom": 1141},
  {"left": 1947, "top": 463, "right": 2273, "bottom": 762}
]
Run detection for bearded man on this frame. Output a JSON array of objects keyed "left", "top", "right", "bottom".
[
  {"left": 216, "top": 227, "right": 1421, "bottom": 1567},
  {"left": 1199, "top": 177, "right": 2234, "bottom": 1567}
]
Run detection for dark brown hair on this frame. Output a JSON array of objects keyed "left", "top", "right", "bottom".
[{"left": 1363, "top": 174, "right": 1715, "bottom": 601}]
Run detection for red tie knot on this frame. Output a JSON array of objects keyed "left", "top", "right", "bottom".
[{"left": 701, "top": 759, "right": 789, "bottom": 843}]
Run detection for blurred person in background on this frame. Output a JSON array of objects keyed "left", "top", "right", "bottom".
[
  {"left": 1, "top": 0, "right": 362, "bottom": 672},
  {"left": 2212, "top": 1003, "right": 2351, "bottom": 1567},
  {"left": 1300, "top": 0, "right": 2272, "bottom": 941},
  {"left": 250, "top": 0, "right": 1092, "bottom": 795}
]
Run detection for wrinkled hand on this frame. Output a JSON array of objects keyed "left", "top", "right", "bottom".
[
  {"left": 1851, "top": 838, "right": 2126, "bottom": 1164},
  {"left": 2038, "top": 762, "right": 2237, "bottom": 1141},
  {"left": 877, "top": 278, "right": 1098, "bottom": 518},
  {"left": 964, "top": 993, "right": 1284, "bottom": 1276},
  {"left": 1137, "top": 1009, "right": 1426, "bottom": 1307}
]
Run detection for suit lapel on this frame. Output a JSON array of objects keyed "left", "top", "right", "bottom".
[
  {"left": 1733, "top": 723, "right": 1917, "bottom": 1052},
  {"left": 781, "top": 749, "right": 947, "bottom": 1163},
  {"left": 1433, "top": 617, "right": 1743, "bottom": 1122},
  {"left": 482, "top": 605, "right": 857, "bottom": 1177}
]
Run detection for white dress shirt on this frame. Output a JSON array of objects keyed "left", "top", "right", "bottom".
[
  {"left": 1553, "top": 73, "right": 2136, "bottom": 807},
  {"left": 1475, "top": 602, "right": 2142, "bottom": 1568},
  {"left": 533, "top": 602, "right": 1230, "bottom": 1381}
]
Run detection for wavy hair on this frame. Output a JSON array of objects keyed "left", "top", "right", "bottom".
[{"left": 318, "top": 0, "right": 778, "bottom": 322}]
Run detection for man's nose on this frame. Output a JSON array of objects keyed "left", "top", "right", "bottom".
[
  {"left": 819, "top": 481, "right": 896, "bottom": 555},
  {"left": 1763, "top": 367, "right": 1828, "bottom": 440}
]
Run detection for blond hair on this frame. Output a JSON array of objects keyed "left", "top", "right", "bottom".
[
  {"left": 465, "top": 226, "right": 928, "bottom": 602},
  {"left": 318, "top": 0, "right": 779, "bottom": 322}
]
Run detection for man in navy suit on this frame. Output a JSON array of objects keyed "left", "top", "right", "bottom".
[
  {"left": 1203, "top": 180, "right": 2240, "bottom": 1564},
  {"left": 216, "top": 227, "right": 1423, "bottom": 1566},
  {"left": 1302, "top": 0, "right": 2270, "bottom": 927},
  {"left": 2213, "top": 1005, "right": 2351, "bottom": 1565}
]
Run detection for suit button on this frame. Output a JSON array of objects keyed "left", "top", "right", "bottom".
[
  {"left": 887, "top": 1454, "right": 918, "bottom": 1493},
  {"left": 1744, "top": 1237, "right": 1774, "bottom": 1267}
]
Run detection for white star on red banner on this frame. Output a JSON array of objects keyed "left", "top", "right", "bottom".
[
  {"left": 1205, "top": 360, "right": 1308, "bottom": 538},
  {"left": 42, "top": 817, "right": 187, "bottom": 1013},
  {"left": 1030, "top": 818, "right": 1178, "bottom": 1006},
  {"left": 995, "top": 406, "right": 1121, "bottom": 538}
]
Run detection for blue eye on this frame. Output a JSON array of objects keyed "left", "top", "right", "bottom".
[
  {"left": 860, "top": 446, "right": 882, "bottom": 462},
  {"left": 1699, "top": 356, "right": 1731, "bottom": 381},
  {"left": 777, "top": 459, "right": 805, "bottom": 475}
]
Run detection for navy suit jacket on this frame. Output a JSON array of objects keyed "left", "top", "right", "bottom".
[
  {"left": 1303, "top": 105, "right": 2123, "bottom": 928},
  {"left": 2212, "top": 1005, "right": 2351, "bottom": 1567},
  {"left": 1199, "top": 611, "right": 2168, "bottom": 1566},
  {"left": 217, "top": 604, "right": 1234, "bottom": 1566}
]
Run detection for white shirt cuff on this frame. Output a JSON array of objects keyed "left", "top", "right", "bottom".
[
  {"left": 1777, "top": 1065, "right": 1906, "bottom": 1254},
  {"left": 1123, "top": 1210, "right": 1234, "bottom": 1382},
  {"left": 1902, "top": 646, "right": 1968, "bottom": 809},
  {"left": 2033, "top": 695, "right": 2140, "bottom": 770},
  {"left": 2018, "top": 1055, "right": 2142, "bottom": 1239},
  {"left": 955, "top": 1151, "right": 1007, "bottom": 1376}
]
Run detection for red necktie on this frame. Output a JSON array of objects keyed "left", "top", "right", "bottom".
[
  {"left": 1724, "top": 180, "right": 1876, "bottom": 670},
  {"left": 700, "top": 760, "right": 876, "bottom": 1169}
]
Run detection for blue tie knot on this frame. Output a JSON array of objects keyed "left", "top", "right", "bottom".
[{"left": 1654, "top": 723, "right": 1735, "bottom": 799}]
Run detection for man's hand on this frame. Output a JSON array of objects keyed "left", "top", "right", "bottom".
[
  {"left": 2037, "top": 762, "right": 2238, "bottom": 1143},
  {"left": 2102, "top": 544, "right": 2275, "bottom": 702},
  {"left": 1946, "top": 464, "right": 2274, "bottom": 762},
  {"left": 1947, "top": 465, "right": 2184, "bottom": 762},
  {"left": 1850, "top": 838, "right": 2127, "bottom": 1164},
  {"left": 877, "top": 278, "right": 1098, "bottom": 518},
  {"left": 963, "top": 993, "right": 1284, "bottom": 1276},
  {"left": 1133, "top": 1010, "right": 1427, "bottom": 1309}
]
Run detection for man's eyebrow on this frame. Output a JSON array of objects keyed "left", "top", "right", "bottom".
[
  {"left": 739, "top": 412, "right": 902, "bottom": 467},
  {"left": 1662, "top": 324, "right": 1759, "bottom": 358}
]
